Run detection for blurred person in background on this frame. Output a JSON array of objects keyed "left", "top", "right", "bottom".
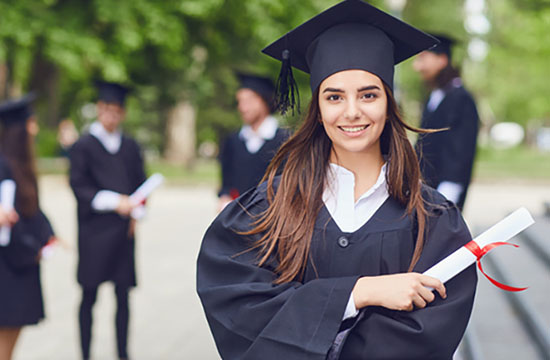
[
  {"left": 69, "top": 81, "right": 146, "bottom": 360},
  {"left": 413, "top": 34, "right": 479, "bottom": 211},
  {"left": 217, "top": 73, "right": 290, "bottom": 211},
  {"left": 0, "top": 95, "right": 57, "bottom": 360}
]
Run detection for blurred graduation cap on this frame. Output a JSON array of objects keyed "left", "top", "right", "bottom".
[
  {"left": 94, "top": 80, "right": 130, "bottom": 107},
  {"left": 262, "top": 0, "right": 438, "bottom": 114},
  {"left": 236, "top": 72, "right": 276, "bottom": 111},
  {"left": 0, "top": 93, "right": 36, "bottom": 125},
  {"left": 426, "top": 34, "right": 456, "bottom": 59}
]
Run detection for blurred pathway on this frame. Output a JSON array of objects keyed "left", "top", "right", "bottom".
[{"left": 11, "top": 176, "right": 550, "bottom": 359}]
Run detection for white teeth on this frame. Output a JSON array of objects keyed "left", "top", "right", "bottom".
[{"left": 340, "top": 125, "right": 367, "bottom": 133}]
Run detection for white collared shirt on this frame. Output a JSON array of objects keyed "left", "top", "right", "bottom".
[
  {"left": 89, "top": 121, "right": 122, "bottom": 154},
  {"left": 426, "top": 88, "right": 445, "bottom": 112},
  {"left": 239, "top": 116, "right": 278, "bottom": 154},
  {"left": 322, "top": 163, "right": 389, "bottom": 320},
  {"left": 323, "top": 163, "right": 389, "bottom": 233}
]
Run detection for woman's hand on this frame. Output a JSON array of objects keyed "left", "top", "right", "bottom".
[
  {"left": 0, "top": 205, "right": 18, "bottom": 227},
  {"left": 352, "top": 273, "right": 446, "bottom": 312}
]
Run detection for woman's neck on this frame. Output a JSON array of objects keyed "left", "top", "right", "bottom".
[{"left": 330, "top": 149, "right": 385, "bottom": 202}]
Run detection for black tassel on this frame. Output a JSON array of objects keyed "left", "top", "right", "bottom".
[{"left": 275, "top": 49, "right": 300, "bottom": 116}]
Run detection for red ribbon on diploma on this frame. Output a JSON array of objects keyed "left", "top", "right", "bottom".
[{"left": 464, "top": 240, "right": 528, "bottom": 292}]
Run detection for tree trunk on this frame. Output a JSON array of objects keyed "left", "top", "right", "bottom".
[
  {"left": 0, "top": 63, "right": 7, "bottom": 101},
  {"left": 28, "top": 50, "right": 61, "bottom": 127},
  {"left": 164, "top": 100, "right": 196, "bottom": 167}
]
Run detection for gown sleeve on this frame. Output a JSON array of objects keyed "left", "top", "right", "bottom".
[
  {"left": 196, "top": 186, "right": 359, "bottom": 360},
  {"left": 69, "top": 140, "right": 100, "bottom": 214},
  {"left": 339, "top": 199, "right": 477, "bottom": 360},
  {"left": 217, "top": 136, "right": 234, "bottom": 198}
]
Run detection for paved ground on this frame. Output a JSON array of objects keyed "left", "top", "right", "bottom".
[{"left": 10, "top": 176, "right": 550, "bottom": 360}]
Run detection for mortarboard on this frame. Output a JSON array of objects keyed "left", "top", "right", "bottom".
[
  {"left": 262, "top": 0, "right": 438, "bottom": 114},
  {"left": 426, "top": 34, "right": 456, "bottom": 59},
  {"left": 95, "top": 80, "right": 130, "bottom": 107},
  {"left": 236, "top": 72, "right": 276, "bottom": 111},
  {"left": 0, "top": 93, "right": 36, "bottom": 125}
]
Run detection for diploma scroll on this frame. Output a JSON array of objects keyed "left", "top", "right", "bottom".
[
  {"left": 423, "top": 207, "right": 535, "bottom": 286},
  {"left": 129, "top": 173, "right": 164, "bottom": 205},
  {"left": 0, "top": 179, "right": 16, "bottom": 246},
  {"left": 129, "top": 173, "right": 164, "bottom": 220}
]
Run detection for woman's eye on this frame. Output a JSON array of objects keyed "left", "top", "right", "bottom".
[
  {"left": 362, "top": 93, "right": 377, "bottom": 99},
  {"left": 327, "top": 94, "right": 341, "bottom": 101}
]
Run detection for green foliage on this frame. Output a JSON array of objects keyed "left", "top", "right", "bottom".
[
  {"left": 35, "top": 126, "right": 60, "bottom": 157},
  {"left": 1, "top": 0, "right": 549, "bottom": 156}
]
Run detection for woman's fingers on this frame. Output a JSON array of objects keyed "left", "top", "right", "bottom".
[
  {"left": 412, "top": 292, "right": 427, "bottom": 309},
  {"left": 420, "top": 275, "right": 447, "bottom": 299},
  {"left": 417, "top": 283, "right": 436, "bottom": 304}
]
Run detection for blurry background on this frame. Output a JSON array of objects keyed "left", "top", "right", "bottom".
[
  {"left": 1, "top": 0, "right": 550, "bottom": 359},
  {"left": 0, "top": 0, "right": 549, "bottom": 174}
]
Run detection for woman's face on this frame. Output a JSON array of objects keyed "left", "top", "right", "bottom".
[{"left": 318, "top": 69, "right": 387, "bottom": 158}]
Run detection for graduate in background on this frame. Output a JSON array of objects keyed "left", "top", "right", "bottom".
[
  {"left": 217, "top": 73, "right": 290, "bottom": 210},
  {"left": 413, "top": 34, "right": 479, "bottom": 211},
  {"left": 69, "top": 81, "right": 146, "bottom": 360},
  {"left": 197, "top": 1, "right": 477, "bottom": 359},
  {"left": 0, "top": 95, "right": 56, "bottom": 360}
]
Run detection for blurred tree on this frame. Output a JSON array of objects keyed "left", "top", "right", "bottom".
[{"left": 0, "top": 0, "right": 548, "bottom": 158}]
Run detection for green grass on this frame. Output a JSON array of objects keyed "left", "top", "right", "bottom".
[
  {"left": 473, "top": 146, "right": 550, "bottom": 182},
  {"left": 37, "top": 157, "right": 220, "bottom": 187},
  {"left": 146, "top": 159, "right": 219, "bottom": 186}
]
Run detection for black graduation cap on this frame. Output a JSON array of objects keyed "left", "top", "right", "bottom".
[
  {"left": 0, "top": 93, "right": 36, "bottom": 125},
  {"left": 94, "top": 80, "right": 130, "bottom": 107},
  {"left": 426, "top": 34, "right": 456, "bottom": 59},
  {"left": 236, "top": 72, "right": 276, "bottom": 111},
  {"left": 262, "top": 0, "right": 438, "bottom": 114}
]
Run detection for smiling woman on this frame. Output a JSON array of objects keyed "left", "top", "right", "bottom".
[{"left": 197, "top": 1, "right": 477, "bottom": 359}]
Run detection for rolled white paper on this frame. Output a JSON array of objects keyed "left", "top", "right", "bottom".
[
  {"left": 423, "top": 207, "right": 535, "bottom": 284},
  {"left": 129, "top": 173, "right": 164, "bottom": 205},
  {"left": 130, "top": 205, "right": 146, "bottom": 220},
  {"left": 0, "top": 179, "right": 16, "bottom": 246}
]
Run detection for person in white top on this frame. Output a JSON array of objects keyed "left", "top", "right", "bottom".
[
  {"left": 217, "top": 73, "right": 290, "bottom": 210},
  {"left": 197, "top": 2, "right": 477, "bottom": 360},
  {"left": 413, "top": 34, "right": 480, "bottom": 211},
  {"left": 69, "top": 81, "right": 146, "bottom": 360}
]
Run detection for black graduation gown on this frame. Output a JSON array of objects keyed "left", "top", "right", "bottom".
[
  {"left": 69, "top": 133, "right": 146, "bottom": 289},
  {"left": 0, "top": 156, "right": 54, "bottom": 326},
  {"left": 415, "top": 83, "right": 479, "bottom": 210},
  {"left": 218, "top": 128, "right": 290, "bottom": 198},
  {"left": 197, "top": 178, "right": 477, "bottom": 360}
]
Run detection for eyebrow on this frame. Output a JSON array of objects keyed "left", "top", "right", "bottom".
[
  {"left": 322, "top": 85, "right": 381, "bottom": 93},
  {"left": 358, "top": 85, "right": 381, "bottom": 92}
]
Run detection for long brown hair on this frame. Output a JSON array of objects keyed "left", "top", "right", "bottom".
[
  {"left": 0, "top": 118, "right": 39, "bottom": 218},
  {"left": 433, "top": 63, "right": 460, "bottom": 89},
  {"left": 244, "top": 83, "right": 434, "bottom": 284}
]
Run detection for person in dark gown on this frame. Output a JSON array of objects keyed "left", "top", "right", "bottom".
[
  {"left": 218, "top": 73, "right": 290, "bottom": 210},
  {"left": 413, "top": 34, "right": 480, "bottom": 211},
  {"left": 197, "top": 1, "right": 477, "bottom": 359},
  {"left": 0, "top": 95, "right": 56, "bottom": 360},
  {"left": 69, "top": 81, "right": 146, "bottom": 360}
]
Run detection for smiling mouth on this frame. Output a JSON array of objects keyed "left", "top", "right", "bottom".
[{"left": 338, "top": 125, "right": 370, "bottom": 133}]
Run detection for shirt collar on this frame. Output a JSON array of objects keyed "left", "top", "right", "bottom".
[
  {"left": 89, "top": 122, "right": 122, "bottom": 154},
  {"left": 324, "top": 162, "right": 388, "bottom": 204},
  {"left": 239, "top": 115, "right": 278, "bottom": 142}
]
